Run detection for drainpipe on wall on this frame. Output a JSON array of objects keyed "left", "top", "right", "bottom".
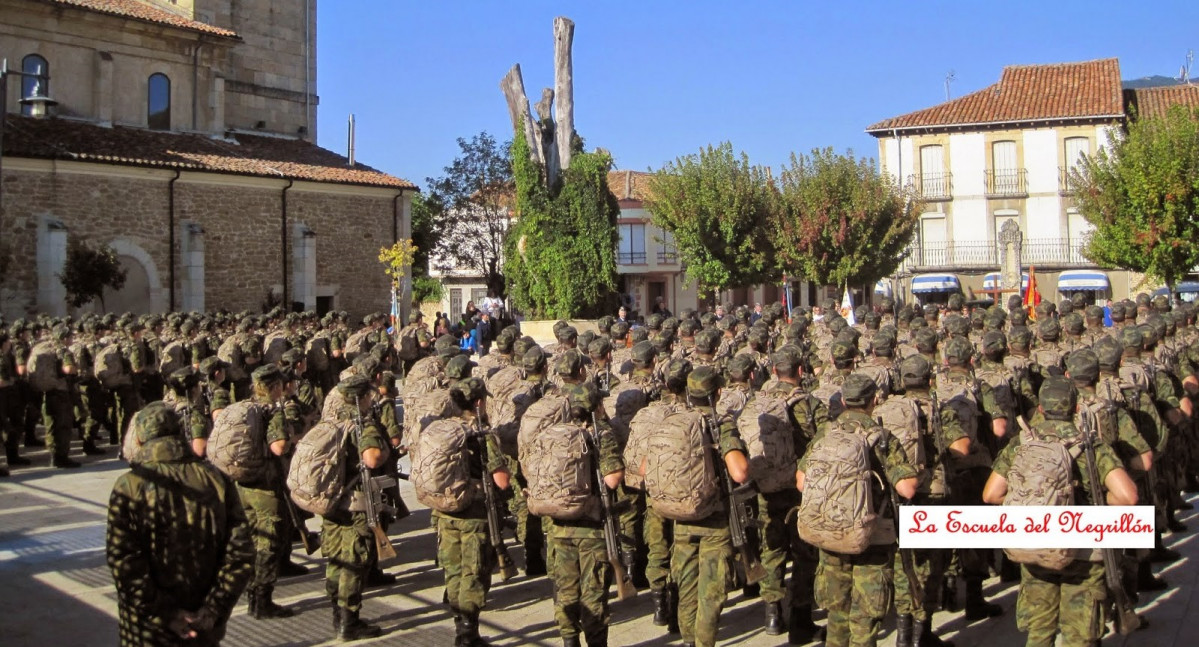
[
  {"left": 191, "top": 40, "right": 203, "bottom": 131},
  {"left": 392, "top": 191, "right": 401, "bottom": 244},
  {"left": 167, "top": 169, "right": 181, "bottom": 311},
  {"left": 281, "top": 179, "right": 294, "bottom": 310}
]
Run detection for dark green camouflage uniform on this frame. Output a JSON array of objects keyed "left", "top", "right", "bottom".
[{"left": 236, "top": 403, "right": 288, "bottom": 592}]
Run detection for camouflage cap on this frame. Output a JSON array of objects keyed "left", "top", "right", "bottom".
[
  {"left": 1062, "top": 312, "right": 1084, "bottom": 335},
  {"left": 561, "top": 381, "right": 600, "bottom": 412},
  {"left": 646, "top": 313, "right": 664, "bottom": 331},
  {"left": 1085, "top": 305, "right": 1105, "bottom": 320},
  {"left": 631, "top": 340, "right": 656, "bottom": 367},
  {"left": 1034, "top": 301, "right": 1057, "bottom": 318},
  {"left": 678, "top": 319, "right": 699, "bottom": 337},
  {"left": 166, "top": 367, "right": 199, "bottom": 391},
  {"left": 871, "top": 331, "right": 896, "bottom": 355},
  {"left": 943, "top": 314, "right": 969, "bottom": 336},
  {"left": 726, "top": 354, "right": 756, "bottom": 382},
  {"left": 896, "top": 305, "right": 914, "bottom": 324},
  {"left": 1123, "top": 301, "right": 1139, "bottom": 319},
  {"left": 1038, "top": 317, "right": 1061, "bottom": 340},
  {"left": 841, "top": 373, "right": 878, "bottom": 407},
  {"left": 661, "top": 317, "right": 679, "bottom": 333},
  {"left": 984, "top": 310, "right": 1007, "bottom": 331},
  {"left": 651, "top": 332, "right": 674, "bottom": 354},
  {"left": 828, "top": 317, "right": 848, "bottom": 335},
  {"left": 899, "top": 354, "right": 932, "bottom": 382},
  {"left": 913, "top": 327, "right": 939, "bottom": 354},
  {"left": 522, "top": 345, "right": 547, "bottom": 372},
  {"left": 1058, "top": 299, "right": 1074, "bottom": 316},
  {"left": 252, "top": 364, "right": 284, "bottom": 385},
  {"left": 1152, "top": 294, "right": 1170, "bottom": 311},
  {"left": 445, "top": 354, "right": 477, "bottom": 381},
  {"left": 588, "top": 337, "right": 612, "bottom": 358},
  {"left": 555, "top": 325, "right": 578, "bottom": 343},
  {"left": 630, "top": 327, "right": 650, "bottom": 344},
  {"left": 772, "top": 348, "right": 801, "bottom": 375},
  {"left": 596, "top": 315, "right": 615, "bottom": 334},
  {"left": 821, "top": 297, "right": 837, "bottom": 310},
  {"left": 854, "top": 305, "right": 870, "bottom": 321},
  {"left": 1093, "top": 336, "right": 1122, "bottom": 369},
  {"left": 435, "top": 334, "right": 460, "bottom": 358},
  {"left": 452, "top": 376, "right": 487, "bottom": 403},
  {"left": 609, "top": 321, "right": 630, "bottom": 340},
  {"left": 715, "top": 316, "right": 734, "bottom": 332},
  {"left": 577, "top": 330, "right": 597, "bottom": 352},
  {"left": 687, "top": 365, "right": 723, "bottom": 399},
  {"left": 922, "top": 304, "right": 939, "bottom": 318},
  {"left": 513, "top": 335, "right": 538, "bottom": 360},
  {"left": 1065, "top": 349, "right": 1099, "bottom": 383},
  {"left": 494, "top": 328, "right": 517, "bottom": 353},
  {"left": 909, "top": 317, "right": 928, "bottom": 330},
  {"left": 831, "top": 339, "right": 857, "bottom": 363},
  {"left": 1010, "top": 308, "right": 1028, "bottom": 326},
  {"left": 199, "top": 356, "right": 227, "bottom": 377},
  {"left": 180, "top": 319, "right": 196, "bottom": 336},
  {"left": 863, "top": 311, "right": 881, "bottom": 328},
  {"left": 664, "top": 358, "right": 693, "bottom": 389},
  {"left": 337, "top": 374, "right": 373, "bottom": 401},
  {"left": 699, "top": 312, "right": 717, "bottom": 328},
  {"left": 947, "top": 293, "right": 965, "bottom": 310},
  {"left": 553, "top": 349, "right": 585, "bottom": 377},
  {"left": 944, "top": 336, "right": 973, "bottom": 364},
  {"left": 748, "top": 327, "right": 770, "bottom": 349},
  {"left": 694, "top": 329, "right": 722, "bottom": 354},
  {"left": 351, "top": 354, "right": 380, "bottom": 379},
  {"left": 133, "top": 401, "right": 182, "bottom": 444},
  {"left": 280, "top": 348, "right": 305, "bottom": 367},
  {"left": 553, "top": 320, "right": 570, "bottom": 335},
  {"left": 982, "top": 330, "right": 1007, "bottom": 355},
  {"left": 1134, "top": 292, "right": 1150, "bottom": 306},
  {"left": 1109, "top": 304, "right": 1126, "bottom": 322},
  {"left": 1071, "top": 292, "right": 1087, "bottom": 307},
  {"left": 407, "top": 311, "right": 424, "bottom": 325},
  {"left": 1039, "top": 376, "right": 1077, "bottom": 420},
  {"left": 52, "top": 324, "right": 71, "bottom": 340}
]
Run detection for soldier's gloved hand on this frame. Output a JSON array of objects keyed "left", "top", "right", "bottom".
[
  {"left": 167, "top": 610, "right": 198, "bottom": 640},
  {"left": 188, "top": 607, "right": 219, "bottom": 634}
]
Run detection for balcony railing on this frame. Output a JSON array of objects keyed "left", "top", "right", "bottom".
[
  {"left": 617, "top": 251, "right": 647, "bottom": 264},
  {"left": 657, "top": 250, "right": 678, "bottom": 264},
  {"left": 909, "top": 172, "right": 953, "bottom": 201},
  {"left": 1058, "top": 166, "right": 1080, "bottom": 196},
  {"left": 984, "top": 169, "right": 1028, "bottom": 198},
  {"left": 903, "top": 237, "right": 1091, "bottom": 271}
]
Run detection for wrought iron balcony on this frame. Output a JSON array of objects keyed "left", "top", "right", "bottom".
[
  {"left": 984, "top": 169, "right": 1028, "bottom": 198},
  {"left": 656, "top": 250, "right": 678, "bottom": 264},
  {"left": 908, "top": 172, "right": 953, "bottom": 201},
  {"left": 617, "top": 251, "right": 647, "bottom": 264},
  {"left": 902, "top": 237, "right": 1092, "bottom": 272},
  {"left": 1058, "top": 166, "right": 1080, "bottom": 196}
]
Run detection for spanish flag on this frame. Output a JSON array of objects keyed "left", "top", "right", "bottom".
[{"left": 1024, "top": 266, "right": 1041, "bottom": 320}]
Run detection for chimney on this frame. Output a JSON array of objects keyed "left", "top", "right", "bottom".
[
  {"left": 624, "top": 170, "right": 632, "bottom": 200},
  {"left": 347, "top": 114, "right": 356, "bottom": 166}
]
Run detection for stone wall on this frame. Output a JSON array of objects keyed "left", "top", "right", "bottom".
[{"left": 1, "top": 161, "right": 401, "bottom": 320}]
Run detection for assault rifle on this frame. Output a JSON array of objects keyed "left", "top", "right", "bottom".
[
  {"left": 597, "top": 363, "right": 613, "bottom": 398},
  {"left": 877, "top": 417, "right": 923, "bottom": 604},
  {"left": 705, "top": 397, "right": 766, "bottom": 585},
  {"left": 353, "top": 398, "right": 398, "bottom": 562},
  {"left": 473, "top": 411, "right": 518, "bottom": 582},
  {"left": 1078, "top": 410, "right": 1142, "bottom": 635},
  {"left": 928, "top": 394, "right": 952, "bottom": 500},
  {"left": 590, "top": 412, "right": 636, "bottom": 601}
]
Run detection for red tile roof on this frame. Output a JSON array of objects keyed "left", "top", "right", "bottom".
[
  {"left": 37, "top": 0, "right": 239, "bottom": 38},
  {"left": 2, "top": 115, "right": 416, "bottom": 189},
  {"left": 867, "top": 59, "right": 1125, "bottom": 133},
  {"left": 606, "top": 170, "right": 654, "bottom": 201},
  {"left": 1127, "top": 85, "right": 1199, "bottom": 120}
]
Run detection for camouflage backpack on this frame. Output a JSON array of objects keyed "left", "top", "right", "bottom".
[
  {"left": 622, "top": 401, "right": 686, "bottom": 490},
  {"left": 262, "top": 331, "right": 291, "bottom": 366},
  {"left": 873, "top": 396, "right": 927, "bottom": 473},
  {"left": 811, "top": 374, "right": 847, "bottom": 420},
  {"left": 936, "top": 370, "right": 980, "bottom": 445},
  {"left": 855, "top": 362, "right": 894, "bottom": 399},
  {"left": 397, "top": 325, "right": 421, "bottom": 361},
  {"left": 410, "top": 418, "right": 477, "bottom": 513},
  {"left": 1077, "top": 386, "right": 1123, "bottom": 447},
  {"left": 26, "top": 342, "right": 62, "bottom": 393},
  {"left": 490, "top": 378, "right": 542, "bottom": 458},
  {"left": 975, "top": 363, "right": 1017, "bottom": 420},
  {"left": 403, "top": 388, "right": 460, "bottom": 449},
  {"left": 603, "top": 379, "right": 650, "bottom": 445},
  {"left": 519, "top": 417, "right": 598, "bottom": 521},
  {"left": 95, "top": 342, "right": 130, "bottom": 389},
  {"left": 70, "top": 341, "right": 93, "bottom": 380},
  {"left": 159, "top": 339, "right": 189, "bottom": 376},
  {"left": 217, "top": 335, "right": 247, "bottom": 381},
  {"left": 287, "top": 419, "right": 354, "bottom": 515},
  {"left": 207, "top": 401, "right": 271, "bottom": 484},
  {"left": 628, "top": 407, "right": 720, "bottom": 522},
  {"left": 518, "top": 393, "right": 571, "bottom": 447},
  {"left": 1002, "top": 424, "right": 1082, "bottom": 570},
  {"left": 795, "top": 417, "right": 884, "bottom": 555},
  {"left": 736, "top": 388, "right": 803, "bottom": 493},
  {"left": 305, "top": 333, "right": 331, "bottom": 373},
  {"left": 344, "top": 329, "right": 373, "bottom": 361},
  {"left": 715, "top": 384, "right": 752, "bottom": 422}
]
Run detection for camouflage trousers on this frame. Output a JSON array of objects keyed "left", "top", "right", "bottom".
[
  {"left": 892, "top": 548, "right": 949, "bottom": 622},
  {"left": 618, "top": 484, "right": 643, "bottom": 556},
  {"left": 77, "top": 380, "right": 109, "bottom": 444},
  {"left": 436, "top": 514, "right": 494, "bottom": 615},
  {"left": 508, "top": 473, "right": 544, "bottom": 563},
  {"left": 646, "top": 506, "right": 674, "bottom": 592},
  {"left": 0, "top": 386, "right": 20, "bottom": 456},
  {"left": 237, "top": 485, "right": 284, "bottom": 591},
  {"left": 322, "top": 513, "right": 371, "bottom": 612},
  {"left": 41, "top": 389, "right": 74, "bottom": 460},
  {"left": 1016, "top": 561, "right": 1105, "bottom": 647},
  {"left": 815, "top": 545, "right": 895, "bottom": 647},
  {"left": 757, "top": 489, "right": 816, "bottom": 607},
  {"left": 111, "top": 385, "right": 141, "bottom": 446},
  {"left": 547, "top": 532, "right": 611, "bottom": 641},
  {"left": 671, "top": 529, "right": 734, "bottom": 647}
]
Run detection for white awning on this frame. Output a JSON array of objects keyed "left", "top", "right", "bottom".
[
  {"left": 982, "top": 272, "right": 1029, "bottom": 291},
  {"left": 874, "top": 279, "right": 892, "bottom": 296},
  {"left": 911, "top": 273, "right": 960, "bottom": 293},
  {"left": 1057, "top": 270, "right": 1109, "bottom": 291}
]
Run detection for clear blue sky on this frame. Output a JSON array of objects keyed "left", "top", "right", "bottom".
[{"left": 316, "top": 0, "right": 1199, "bottom": 189}]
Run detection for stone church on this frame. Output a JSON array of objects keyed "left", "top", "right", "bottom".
[{"left": 0, "top": 0, "right": 416, "bottom": 319}]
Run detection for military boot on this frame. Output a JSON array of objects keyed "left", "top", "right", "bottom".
[
  {"left": 524, "top": 547, "right": 547, "bottom": 577},
  {"left": 788, "top": 605, "right": 821, "bottom": 645},
  {"left": 623, "top": 549, "right": 647, "bottom": 588},
  {"left": 6, "top": 450, "right": 31, "bottom": 466},
  {"left": 337, "top": 608, "right": 382, "bottom": 641},
  {"left": 366, "top": 566, "right": 396, "bottom": 587},
  {"left": 462, "top": 610, "right": 491, "bottom": 647},
  {"left": 895, "top": 614, "right": 913, "bottom": 647},
  {"left": 454, "top": 613, "right": 471, "bottom": 647},
  {"left": 940, "top": 576, "right": 959, "bottom": 612},
  {"left": 913, "top": 619, "right": 955, "bottom": 647},
  {"left": 963, "top": 579, "right": 1002, "bottom": 620},
  {"left": 329, "top": 597, "right": 341, "bottom": 634},
  {"left": 666, "top": 585, "right": 680, "bottom": 634},
  {"left": 81, "top": 439, "right": 106, "bottom": 455},
  {"left": 1136, "top": 560, "right": 1168, "bottom": 591},
  {"left": 53, "top": 455, "right": 81, "bottom": 468},
  {"left": 764, "top": 601, "right": 784, "bottom": 635},
  {"left": 583, "top": 627, "right": 607, "bottom": 647},
  {"left": 561, "top": 636, "right": 580, "bottom": 647},
  {"left": 250, "top": 586, "right": 295, "bottom": 619},
  {"left": 651, "top": 588, "right": 670, "bottom": 626}
]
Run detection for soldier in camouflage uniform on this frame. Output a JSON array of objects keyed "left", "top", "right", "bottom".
[
  {"left": 107, "top": 401, "right": 254, "bottom": 646},
  {"left": 982, "top": 378, "right": 1139, "bottom": 647},
  {"left": 36, "top": 325, "right": 82, "bottom": 468},
  {"left": 318, "top": 375, "right": 388, "bottom": 640},
  {"left": 798, "top": 374, "right": 918, "bottom": 647},
  {"left": 162, "top": 368, "right": 212, "bottom": 457},
  {"left": 434, "top": 377, "right": 510, "bottom": 647},
  {"left": 540, "top": 381, "right": 625, "bottom": 647},
  {"left": 0, "top": 331, "right": 30, "bottom": 471}
]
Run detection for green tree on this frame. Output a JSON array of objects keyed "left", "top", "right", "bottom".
[
  {"left": 59, "top": 238, "right": 127, "bottom": 312},
  {"left": 774, "top": 148, "right": 919, "bottom": 289},
  {"left": 504, "top": 133, "right": 621, "bottom": 319},
  {"left": 409, "top": 193, "right": 444, "bottom": 303},
  {"left": 642, "top": 142, "right": 779, "bottom": 300},
  {"left": 1072, "top": 105, "right": 1199, "bottom": 291},
  {"left": 425, "top": 132, "right": 513, "bottom": 297}
]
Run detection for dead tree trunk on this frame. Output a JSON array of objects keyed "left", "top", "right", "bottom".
[
  {"left": 500, "top": 64, "right": 545, "bottom": 169},
  {"left": 553, "top": 16, "right": 575, "bottom": 172}
]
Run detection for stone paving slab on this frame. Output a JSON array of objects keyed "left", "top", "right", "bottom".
[{"left": 1, "top": 439, "right": 1193, "bottom": 646}]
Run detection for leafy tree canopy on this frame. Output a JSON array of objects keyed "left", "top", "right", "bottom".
[{"left": 59, "top": 238, "right": 126, "bottom": 311}]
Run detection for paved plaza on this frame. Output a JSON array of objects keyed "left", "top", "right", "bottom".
[{"left": 2, "top": 438, "right": 1197, "bottom": 647}]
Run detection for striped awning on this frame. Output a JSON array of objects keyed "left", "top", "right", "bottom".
[
  {"left": 1153, "top": 281, "right": 1199, "bottom": 296},
  {"left": 982, "top": 272, "right": 1029, "bottom": 291},
  {"left": 874, "top": 279, "right": 892, "bottom": 296},
  {"left": 911, "top": 273, "right": 960, "bottom": 293},
  {"left": 1057, "top": 270, "right": 1109, "bottom": 291}
]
